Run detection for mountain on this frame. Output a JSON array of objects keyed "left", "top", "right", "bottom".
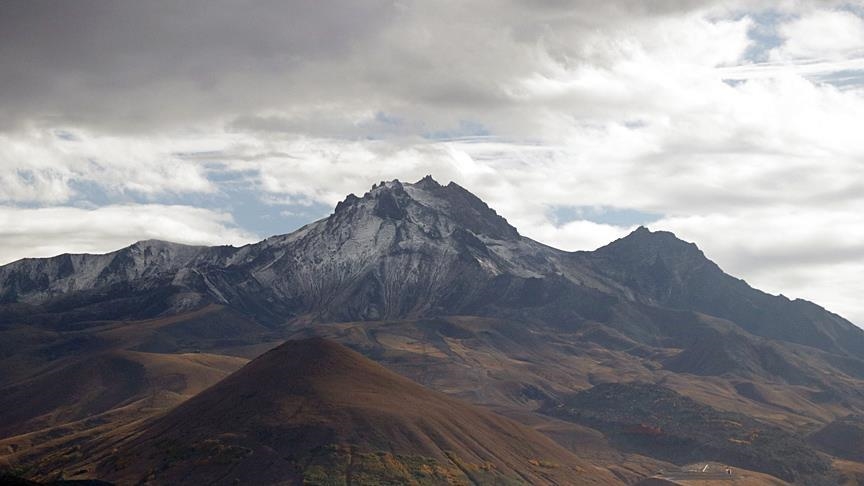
[
  {"left": 0, "top": 240, "right": 206, "bottom": 314},
  {"left": 0, "top": 177, "right": 565, "bottom": 324},
  {"left": 41, "top": 338, "right": 617, "bottom": 485},
  {"left": 3, "top": 176, "right": 864, "bottom": 483},
  {"left": 3, "top": 176, "right": 861, "bottom": 359},
  {"left": 586, "top": 227, "right": 864, "bottom": 356}
]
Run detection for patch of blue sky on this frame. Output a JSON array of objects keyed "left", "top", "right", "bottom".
[
  {"left": 203, "top": 165, "right": 258, "bottom": 184},
  {"left": 374, "top": 111, "right": 403, "bottom": 127},
  {"left": 423, "top": 120, "right": 490, "bottom": 141},
  {"left": 1, "top": 171, "right": 45, "bottom": 208},
  {"left": 15, "top": 169, "right": 36, "bottom": 184},
  {"left": 206, "top": 186, "right": 331, "bottom": 239},
  {"left": 65, "top": 171, "right": 330, "bottom": 241},
  {"left": 362, "top": 112, "right": 406, "bottom": 140},
  {"left": 843, "top": 2, "right": 864, "bottom": 17},
  {"left": 741, "top": 9, "right": 789, "bottom": 63},
  {"left": 813, "top": 69, "right": 864, "bottom": 89},
  {"left": 549, "top": 205, "right": 662, "bottom": 228},
  {"left": 53, "top": 130, "right": 79, "bottom": 141},
  {"left": 67, "top": 179, "right": 115, "bottom": 208},
  {"left": 623, "top": 119, "right": 648, "bottom": 129}
]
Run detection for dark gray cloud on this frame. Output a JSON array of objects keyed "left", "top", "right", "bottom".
[
  {"left": 0, "top": 0, "right": 396, "bottom": 131},
  {"left": 0, "top": 0, "right": 781, "bottom": 134}
]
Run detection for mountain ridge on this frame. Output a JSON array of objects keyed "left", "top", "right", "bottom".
[
  {"left": 3, "top": 176, "right": 860, "bottom": 355},
  {"left": 4, "top": 176, "right": 864, "bottom": 483}
]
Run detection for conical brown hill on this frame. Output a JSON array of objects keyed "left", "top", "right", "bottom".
[{"left": 94, "top": 338, "right": 617, "bottom": 485}]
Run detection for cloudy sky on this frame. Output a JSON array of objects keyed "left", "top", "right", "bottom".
[{"left": 1, "top": 0, "right": 863, "bottom": 323}]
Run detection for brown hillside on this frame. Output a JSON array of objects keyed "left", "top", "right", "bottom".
[
  {"left": 81, "top": 338, "right": 617, "bottom": 485},
  {"left": 0, "top": 350, "right": 247, "bottom": 440}
]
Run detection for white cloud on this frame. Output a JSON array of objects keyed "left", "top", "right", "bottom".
[
  {"left": 0, "top": 129, "right": 219, "bottom": 204},
  {"left": 771, "top": 9, "right": 864, "bottom": 61},
  {"left": 0, "top": 205, "right": 257, "bottom": 265},
  {"left": 522, "top": 220, "right": 635, "bottom": 253}
]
